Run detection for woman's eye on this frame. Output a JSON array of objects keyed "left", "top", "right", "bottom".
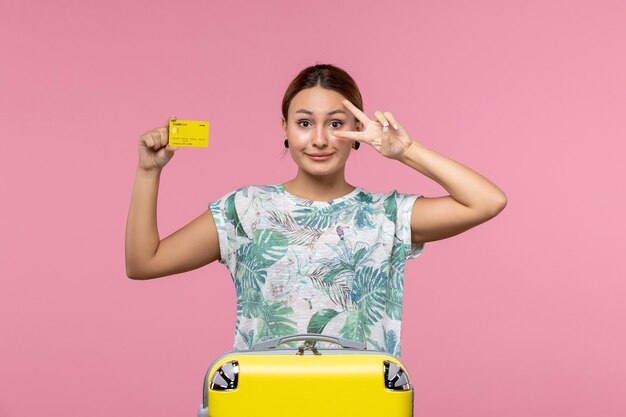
[
  {"left": 330, "top": 121, "right": 343, "bottom": 128},
  {"left": 298, "top": 120, "right": 311, "bottom": 128}
]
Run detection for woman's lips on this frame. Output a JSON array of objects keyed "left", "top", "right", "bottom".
[{"left": 307, "top": 153, "right": 333, "bottom": 161}]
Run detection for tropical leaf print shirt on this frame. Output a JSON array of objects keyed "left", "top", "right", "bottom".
[{"left": 208, "top": 184, "right": 424, "bottom": 358}]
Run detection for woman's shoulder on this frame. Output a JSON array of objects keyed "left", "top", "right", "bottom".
[
  {"left": 215, "top": 184, "right": 281, "bottom": 199},
  {"left": 353, "top": 187, "right": 408, "bottom": 204}
]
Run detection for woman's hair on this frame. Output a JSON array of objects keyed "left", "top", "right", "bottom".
[{"left": 281, "top": 64, "right": 363, "bottom": 122}]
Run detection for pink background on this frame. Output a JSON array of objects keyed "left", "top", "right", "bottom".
[{"left": 1, "top": 0, "right": 625, "bottom": 416}]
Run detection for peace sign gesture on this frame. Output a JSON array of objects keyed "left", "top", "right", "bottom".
[{"left": 334, "top": 99, "right": 414, "bottom": 160}]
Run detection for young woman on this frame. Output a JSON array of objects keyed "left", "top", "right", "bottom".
[{"left": 125, "top": 64, "right": 507, "bottom": 357}]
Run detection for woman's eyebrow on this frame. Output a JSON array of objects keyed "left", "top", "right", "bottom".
[{"left": 295, "top": 109, "right": 348, "bottom": 116}]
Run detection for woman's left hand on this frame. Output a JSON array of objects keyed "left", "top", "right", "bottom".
[{"left": 334, "top": 99, "right": 414, "bottom": 160}]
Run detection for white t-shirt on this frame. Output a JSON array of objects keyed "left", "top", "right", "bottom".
[{"left": 209, "top": 184, "right": 424, "bottom": 358}]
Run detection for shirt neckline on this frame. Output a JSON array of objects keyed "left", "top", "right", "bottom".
[{"left": 275, "top": 183, "right": 362, "bottom": 205}]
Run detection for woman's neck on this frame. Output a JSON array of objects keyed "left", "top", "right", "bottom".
[{"left": 283, "top": 171, "right": 355, "bottom": 201}]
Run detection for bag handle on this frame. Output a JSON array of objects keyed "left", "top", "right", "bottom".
[{"left": 251, "top": 333, "right": 366, "bottom": 351}]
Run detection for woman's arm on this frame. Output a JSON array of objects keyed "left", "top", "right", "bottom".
[
  {"left": 399, "top": 142, "right": 507, "bottom": 244},
  {"left": 125, "top": 124, "right": 220, "bottom": 280},
  {"left": 334, "top": 100, "right": 507, "bottom": 245}
]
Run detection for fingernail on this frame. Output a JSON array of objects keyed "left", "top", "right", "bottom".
[{"left": 394, "top": 124, "right": 399, "bottom": 129}]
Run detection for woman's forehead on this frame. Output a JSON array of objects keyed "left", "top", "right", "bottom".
[{"left": 289, "top": 87, "right": 346, "bottom": 114}]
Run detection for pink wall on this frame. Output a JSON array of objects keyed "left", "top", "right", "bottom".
[{"left": 1, "top": 0, "right": 625, "bottom": 416}]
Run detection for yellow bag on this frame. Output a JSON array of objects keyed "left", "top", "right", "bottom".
[{"left": 198, "top": 334, "right": 413, "bottom": 417}]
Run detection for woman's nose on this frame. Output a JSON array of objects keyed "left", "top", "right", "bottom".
[{"left": 312, "top": 127, "right": 329, "bottom": 147}]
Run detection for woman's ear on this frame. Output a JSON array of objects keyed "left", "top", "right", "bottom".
[{"left": 282, "top": 118, "right": 287, "bottom": 136}]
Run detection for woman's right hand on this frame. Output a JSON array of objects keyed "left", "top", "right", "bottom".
[
  {"left": 137, "top": 117, "right": 179, "bottom": 171},
  {"left": 128, "top": 115, "right": 220, "bottom": 279}
]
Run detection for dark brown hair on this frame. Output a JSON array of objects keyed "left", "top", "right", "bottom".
[{"left": 281, "top": 64, "right": 363, "bottom": 122}]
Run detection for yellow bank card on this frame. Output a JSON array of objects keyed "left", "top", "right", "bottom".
[{"left": 168, "top": 120, "right": 209, "bottom": 147}]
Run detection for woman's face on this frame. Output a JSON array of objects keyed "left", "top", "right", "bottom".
[{"left": 282, "top": 86, "right": 361, "bottom": 178}]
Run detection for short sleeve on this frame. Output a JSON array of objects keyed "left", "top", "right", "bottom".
[
  {"left": 208, "top": 189, "right": 238, "bottom": 267},
  {"left": 395, "top": 192, "right": 425, "bottom": 260}
]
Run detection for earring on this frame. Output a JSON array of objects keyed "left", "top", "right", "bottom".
[
  {"left": 284, "top": 139, "right": 289, "bottom": 148},
  {"left": 353, "top": 141, "right": 360, "bottom": 150}
]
